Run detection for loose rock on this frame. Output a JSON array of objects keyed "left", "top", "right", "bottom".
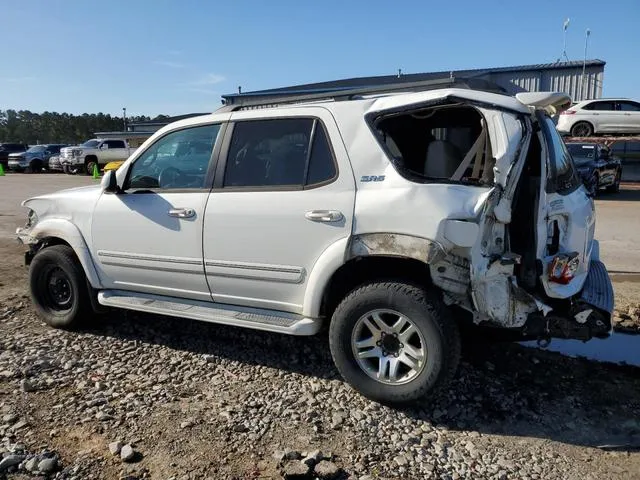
[
  {"left": 314, "top": 460, "right": 340, "bottom": 479},
  {"left": 109, "top": 441, "right": 123, "bottom": 455},
  {"left": 120, "top": 444, "right": 136, "bottom": 462}
]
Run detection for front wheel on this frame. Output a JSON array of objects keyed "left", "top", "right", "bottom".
[
  {"left": 606, "top": 169, "right": 622, "bottom": 193},
  {"left": 329, "top": 282, "right": 461, "bottom": 404},
  {"left": 29, "top": 245, "right": 90, "bottom": 329}
]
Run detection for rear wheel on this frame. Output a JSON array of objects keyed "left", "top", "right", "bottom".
[
  {"left": 329, "top": 282, "right": 460, "bottom": 404},
  {"left": 29, "top": 245, "right": 90, "bottom": 329},
  {"left": 85, "top": 159, "right": 98, "bottom": 176},
  {"left": 570, "top": 121, "right": 594, "bottom": 137}
]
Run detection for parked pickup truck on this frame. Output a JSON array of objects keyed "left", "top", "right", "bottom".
[{"left": 59, "top": 138, "right": 134, "bottom": 175}]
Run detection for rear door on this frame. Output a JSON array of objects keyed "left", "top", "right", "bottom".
[
  {"left": 104, "top": 140, "right": 130, "bottom": 163},
  {"left": 536, "top": 112, "right": 595, "bottom": 299},
  {"left": 202, "top": 108, "right": 355, "bottom": 313},
  {"left": 583, "top": 100, "right": 620, "bottom": 132}
]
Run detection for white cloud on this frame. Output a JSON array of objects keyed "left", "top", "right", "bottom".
[
  {"left": 153, "top": 60, "right": 185, "bottom": 69},
  {"left": 1, "top": 76, "right": 36, "bottom": 83},
  {"left": 188, "top": 73, "right": 226, "bottom": 86}
]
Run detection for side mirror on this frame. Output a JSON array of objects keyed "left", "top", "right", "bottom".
[{"left": 101, "top": 169, "right": 120, "bottom": 193}]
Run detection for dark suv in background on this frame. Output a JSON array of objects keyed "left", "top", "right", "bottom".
[
  {"left": 7, "top": 144, "right": 67, "bottom": 173},
  {"left": 0, "top": 143, "right": 29, "bottom": 169}
]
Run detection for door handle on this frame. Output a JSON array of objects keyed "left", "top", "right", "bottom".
[
  {"left": 168, "top": 207, "right": 196, "bottom": 218},
  {"left": 305, "top": 210, "right": 344, "bottom": 223}
]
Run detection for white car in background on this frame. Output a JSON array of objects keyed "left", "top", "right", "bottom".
[{"left": 557, "top": 98, "right": 640, "bottom": 136}]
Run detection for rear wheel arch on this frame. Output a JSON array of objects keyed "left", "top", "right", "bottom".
[{"left": 319, "top": 255, "right": 434, "bottom": 321}]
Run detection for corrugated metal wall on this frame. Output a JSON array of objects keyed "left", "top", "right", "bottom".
[{"left": 487, "top": 65, "right": 603, "bottom": 102}]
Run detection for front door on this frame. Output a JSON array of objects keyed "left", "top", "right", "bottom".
[
  {"left": 90, "top": 123, "right": 224, "bottom": 301},
  {"left": 203, "top": 110, "right": 355, "bottom": 313},
  {"left": 617, "top": 100, "right": 640, "bottom": 133}
]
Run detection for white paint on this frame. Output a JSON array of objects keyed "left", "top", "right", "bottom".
[{"left": 443, "top": 220, "right": 479, "bottom": 248}]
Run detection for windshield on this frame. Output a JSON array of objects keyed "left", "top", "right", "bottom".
[
  {"left": 81, "top": 140, "right": 100, "bottom": 148},
  {"left": 567, "top": 144, "right": 596, "bottom": 166},
  {"left": 27, "top": 145, "right": 46, "bottom": 153}
]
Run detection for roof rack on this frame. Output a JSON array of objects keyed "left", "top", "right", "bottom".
[{"left": 217, "top": 76, "right": 505, "bottom": 112}]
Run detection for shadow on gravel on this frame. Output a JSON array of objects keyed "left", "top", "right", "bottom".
[{"left": 82, "top": 311, "right": 640, "bottom": 450}]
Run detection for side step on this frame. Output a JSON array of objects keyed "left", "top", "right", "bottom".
[{"left": 97, "top": 289, "right": 321, "bottom": 336}]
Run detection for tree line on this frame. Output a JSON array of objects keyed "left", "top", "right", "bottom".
[{"left": 0, "top": 110, "right": 170, "bottom": 145}]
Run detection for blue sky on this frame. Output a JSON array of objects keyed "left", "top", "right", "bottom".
[{"left": 1, "top": 0, "right": 639, "bottom": 116}]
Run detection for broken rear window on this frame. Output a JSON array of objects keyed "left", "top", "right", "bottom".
[{"left": 372, "top": 104, "right": 494, "bottom": 186}]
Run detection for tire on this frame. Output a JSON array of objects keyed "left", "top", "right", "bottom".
[
  {"left": 27, "top": 160, "right": 42, "bottom": 174},
  {"left": 589, "top": 172, "right": 599, "bottom": 197},
  {"left": 85, "top": 160, "right": 97, "bottom": 176},
  {"left": 329, "top": 282, "right": 461, "bottom": 404},
  {"left": 570, "top": 121, "right": 593, "bottom": 137},
  {"left": 606, "top": 169, "right": 622, "bottom": 193},
  {"left": 29, "top": 245, "right": 90, "bottom": 329}
]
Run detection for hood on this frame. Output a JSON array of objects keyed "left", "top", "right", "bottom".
[{"left": 22, "top": 184, "right": 103, "bottom": 218}]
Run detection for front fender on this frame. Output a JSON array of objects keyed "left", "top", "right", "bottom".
[{"left": 16, "top": 218, "right": 102, "bottom": 288}]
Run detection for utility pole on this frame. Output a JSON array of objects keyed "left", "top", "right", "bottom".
[
  {"left": 558, "top": 18, "right": 570, "bottom": 62},
  {"left": 122, "top": 107, "right": 127, "bottom": 131},
  {"left": 581, "top": 29, "right": 591, "bottom": 101}
]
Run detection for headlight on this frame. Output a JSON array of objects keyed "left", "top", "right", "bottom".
[
  {"left": 26, "top": 209, "right": 38, "bottom": 228},
  {"left": 72, "top": 149, "right": 83, "bottom": 157}
]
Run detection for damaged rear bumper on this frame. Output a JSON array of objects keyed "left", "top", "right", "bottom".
[
  {"left": 580, "top": 260, "right": 614, "bottom": 316},
  {"left": 524, "top": 260, "right": 614, "bottom": 341}
]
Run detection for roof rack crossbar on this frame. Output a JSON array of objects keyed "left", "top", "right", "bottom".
[{"left": 220, "top": 76, "right": 485, "bottom": 110}]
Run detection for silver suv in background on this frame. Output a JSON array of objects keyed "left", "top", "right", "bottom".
[{"left": 557, "top": 98, "right": 640, "bottom": 136}]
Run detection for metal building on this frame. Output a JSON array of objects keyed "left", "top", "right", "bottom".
[{"left": 222, "top": 59, "right": 605, "bottom": 106}]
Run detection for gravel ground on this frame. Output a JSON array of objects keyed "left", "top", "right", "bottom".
[{"left": 1, "top": 297, "right": 640, "bottom": 478}]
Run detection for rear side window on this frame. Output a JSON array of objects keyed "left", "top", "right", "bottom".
[
  {"left": 583, "top": 101, "right": 615, "bottom": 111},
  {"left": 106, "top": 140, "right": 126, "bottom": 148},
  {"left": 223, "top": 118, "right": 337, "bottom": 188}
]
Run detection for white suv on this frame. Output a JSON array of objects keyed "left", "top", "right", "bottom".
[
  {"left": 16, "top": 84, "right": 614, "bottom": 404},
  {"left": 557, "top": 98, "right": 640, "bottom": 136}
]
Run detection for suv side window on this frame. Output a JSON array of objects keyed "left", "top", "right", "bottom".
[
  {"left": 539, "top": 114, "right": 580, "bottom": 194},
  {"left": 127, "top": 124, "right": 220, "bottom": 190},
  {"left": 106, "top": 140, "right": 126, "bottom": 149},
  {"left": 223, "top": 118, "right": 337, "bottom": 188},
  {"left": 583, "top": 101, "right": 615, "bottom": 111}
]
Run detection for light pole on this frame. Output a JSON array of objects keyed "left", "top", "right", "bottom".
[
  {"left": 581, "top": 29, "right": 591, "bottom": 101},
  {"left": 122, "top": 107, "right": 127, "bottom": 131}
]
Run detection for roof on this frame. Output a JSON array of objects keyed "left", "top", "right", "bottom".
[
  {"left": 128, "top": 112, "right": 209, "bottom": 127},
  {"left": 223, "top": 59, "right": 606, "bottom": 102}
]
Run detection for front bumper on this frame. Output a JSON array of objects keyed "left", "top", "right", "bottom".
[{"left": 7, "top": 160, "right": 27, "bottom": 170}]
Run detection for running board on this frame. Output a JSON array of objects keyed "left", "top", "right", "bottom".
[{"left": 97, "top": 290, "right": 321, "bottom": 336}]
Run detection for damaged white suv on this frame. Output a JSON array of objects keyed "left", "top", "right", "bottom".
[{"left": 17, "top": 83, "right": 613, "bottom": 404}]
